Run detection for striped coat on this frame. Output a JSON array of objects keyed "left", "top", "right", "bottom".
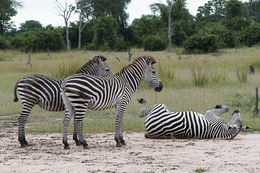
[{"left": 138, "top": 99, "right": 243, "bottom": 140}]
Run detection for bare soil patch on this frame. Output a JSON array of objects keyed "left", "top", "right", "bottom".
[{"left": 0, "top": 129, "right": 260, "bottom": 173}]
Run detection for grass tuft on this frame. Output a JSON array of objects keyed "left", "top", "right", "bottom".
[
  {"left": 236, "top": 64, "right": 248, "bottom": 83},
  {"left": 194, "top": 168, "right": 207, "bottom": 173}
]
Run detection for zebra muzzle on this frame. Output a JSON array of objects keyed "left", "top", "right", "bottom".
[{"left": 155, "top": 82, "right": 163, "bottom": 92}]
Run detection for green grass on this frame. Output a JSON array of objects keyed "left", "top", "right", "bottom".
[
  {"left": 194, "top": 168, "right": 207, "bottom": 173},
  {"left": 1, "top": 46, "right": 260, "bottom": 134}
]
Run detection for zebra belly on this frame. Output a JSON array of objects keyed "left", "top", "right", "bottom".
[
  {"left": 145, "top": 111, "right": 211, "bottom": 139},
  {"left": 145, "top": 112, "right": 186, "bottom": 137},
  {"left": 184, "top": 112, "right": 211, "bottom": 139}
]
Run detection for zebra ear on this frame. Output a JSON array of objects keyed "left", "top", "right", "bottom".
[
  {"left": 93, "top": 56, "right": 103, "bottom": 64},
  {"left": 214, "top": 105, "right": 222, "bottom": 109},
  {"left": 100, "top": 56, "right": 107, "bottom": 62},
  {"left": 147, "top": 56, "right": 156, "bottom": 65}
]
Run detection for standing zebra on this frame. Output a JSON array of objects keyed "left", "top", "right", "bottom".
[
  {"left": 138, "top": 98, "right": 246, "bottom": 140},
  {"left": 61, "top": 55, "right": 163, "bottom": 149},
  {"left": 13, "top": 56, "right": 113, "bottom": 148}
]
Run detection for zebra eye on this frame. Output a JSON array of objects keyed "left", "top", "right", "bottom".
[
  {"left": 152, "top": 71, "right": 156, "bottom": 74},
  {"left": 105, "top": 68, "right": 110, "bottom": 71}
]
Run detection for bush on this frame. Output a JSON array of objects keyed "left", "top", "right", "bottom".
[
  {"left": 0, "top": 36, "right": 10, "bottom": 49},
  {"left": 111, "top": 36, "right": 127, "bottom": 51},
  {"left": 10, "top": 28, "right": 65, "bottom": 52},
  {"left": 184, "top": 32, "right": 224, "bottom": 53},
  {"left": 200, "top": 23, "right": 235, "bottom": 47},
  {"left": 143, "top": 35, "right": 166, "bottom": 51},
  {"left": 240, "top": 23, "right": 260, "bottom": 47}
]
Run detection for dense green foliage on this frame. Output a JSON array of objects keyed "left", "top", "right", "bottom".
[
  {"left": 143, "top": 35, "right": 166, "bottom": 51},
  {"left": 184, "top": 32, "right": 223, "bottom": 53},
  {"left": 1, "top": 0, "right": 260, "bottom": 52}
]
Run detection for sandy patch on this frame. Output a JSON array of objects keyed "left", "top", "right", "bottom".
[{"left": 0, "top": 129, "right": 260, "bottom": 173}]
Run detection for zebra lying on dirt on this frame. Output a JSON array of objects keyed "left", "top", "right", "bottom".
[
  {"left": 60, "top": 55, "right": 163, "bottom": 149},
  {"left": 137, "top": 98, "right": 249, "bottom": 139},
  {"left": 13, "top": 56, "right": 113, "bottom": 148}
]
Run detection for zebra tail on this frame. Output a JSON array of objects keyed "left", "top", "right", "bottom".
[{"left": 13, "top": 80, "right": 19, "bottom": 102}]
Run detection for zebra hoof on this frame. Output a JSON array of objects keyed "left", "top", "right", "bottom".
[
  {"left": 20, "top": 140, "right": 28, "bottom": 148},
  {"left": 76, "top": 142, "right": 81, "bottom": 146},
  {"left": 83, "top": 145, "right": 90, "bottom": 149},
  {"left": 121, "top": 141, "right": 126, "bottom": 146},
  {"left": 116, "top": 143, "right": 122, "bottom": 147},
  {"left": 20, "top": 143, "right": 27, "bottom": 148},
  {"left": 64, "top": 146, "right": 70, "bottom": 150}
]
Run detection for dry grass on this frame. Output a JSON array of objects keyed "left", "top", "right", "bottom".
[{"left": 1, "top": 47, "right": 260, "bottom": 133}]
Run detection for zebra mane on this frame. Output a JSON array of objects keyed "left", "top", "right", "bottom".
[
  {"left": 76, "top": 55, "right": 107, "bottom": 73},
  {"left": 118, "top": 55, "right": 156, "bottom": 74}
]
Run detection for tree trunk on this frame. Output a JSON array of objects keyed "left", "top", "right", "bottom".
[
  {"left": 168, "top": 4, "right": 173, "bottom": 52},
  {"left": 78, "top": 13, "right": 82, "bottom": 51},
  {"left": 65, "top": 21, "right": 70, "bottom": 51}
]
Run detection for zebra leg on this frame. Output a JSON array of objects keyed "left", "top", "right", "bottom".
[
  {"left": 73, "top": 119, "right": 82, "bottom": 146},
  {"left": 119, "top": 115, "right": 126, "bottom": 146},
  {"left": 115, "top": 106, "right": 126, "bottom": 147},
  {"left": 62, "top": 110, "right": 72, "bottom": 149},
  {"left": 75, "top": 119, "right": 89, "bottom": 149},
  {"left": 74, "top": 106, "right": 89, "bottom": 149},
  {"left": 18, "top": 104, "right": 33, "bottom": 148}
]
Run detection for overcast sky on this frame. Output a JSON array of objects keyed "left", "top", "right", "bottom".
[{"left": 11, "top": 0, "right": 213, "bottom": 28}]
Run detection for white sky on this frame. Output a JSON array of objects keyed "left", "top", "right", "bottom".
[{"left": 11, "top": 0, "right": 214, "bottom": 28}]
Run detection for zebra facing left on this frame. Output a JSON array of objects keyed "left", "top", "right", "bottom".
[
  {"left": 13, "top": 56, "right": 113, "bottom": 148},
  {"left": 138, "top": 98, "right": 248, "bottom": 140},
  {"left": 61, "top": 55, "right": 163, "bottom": 149}
]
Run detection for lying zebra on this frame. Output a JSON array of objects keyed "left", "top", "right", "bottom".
[
  {"left": 138, "top": 98, "right": 249, "bottom": 139},
  {"left": 13, "top": 56, "right": 113, "bottom": 147}
]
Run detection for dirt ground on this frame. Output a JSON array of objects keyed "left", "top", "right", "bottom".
[{"left": 0, "top": 128, "right": 260, "bottom": 173}]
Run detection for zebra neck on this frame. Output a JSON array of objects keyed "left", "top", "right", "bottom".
[
  {"left": 77, "top": 61, "right": 96, "bottom": 74},
  {"left": 214, "top": 127, "right": 240, "bottom": 139},
  {"left": 117, "top": 65, "right": 144, "bottom": 92}
]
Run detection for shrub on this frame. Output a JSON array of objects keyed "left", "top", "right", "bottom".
[
  {"left": 240, "top": 23, "right": 260, "bottom": 47},
  {"left": 200, "top": 23, "right": 235, "bottom": 47},
  {"left": 111, "top": 36, "right": 127, "bottom": 51},
  {"left": 143, "top": 35, "right": 166, "bottom": 51},
  {"left": 0, "top": 36, "right": 10, "bottom": 49},
  {"left": 10, "top": 29, "right": 65, "bottom": 52},
  {"left": 184, "top": 32, "right": 224, "bottom": 53}
]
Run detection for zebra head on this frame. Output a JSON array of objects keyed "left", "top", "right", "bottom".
[
  {"left": 142, "top": 56, "right": 163, "bottom": 92},
  {"left": 93, "top": 55, "right": 113, "bottom": 77},
  {"left": 227, "top": 110, "right": 243, "bottom": 130}
]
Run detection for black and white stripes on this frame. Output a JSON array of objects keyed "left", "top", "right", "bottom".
[
  {"left": 14, "top": 56, "right": 112, "bottom": 147},
  {"left": 61, "top": 55, "right": 163, "bottom": 149},
  {"left": 138, "top": 98, "right": 243, "bottom": 140}
]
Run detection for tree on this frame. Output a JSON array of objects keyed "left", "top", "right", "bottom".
[
  {"left": 19, "top": 20, "right": 42, "bottom": 32},
  {"left": 56, "top": 0, "right": 75, "bottom": 51},
  {"left": 131, "top": 15, "right": 165, "bottom": 47},
  {"left": 225, "top": 0, "right": 243, "bottom": 19},
  {"left": 0, "top": 0, "right": 22, "bottom": 35},
  {"left": 76, "top": 0, "right": 93, "bottom": 51},
  {"left": 150, "top": 0, "right": 193, "bottom": 46},
  {"left": 196, "top": 0, "right": 226, "bottom": 23},
  {"left": 91, "top": 0, "right": 131, "bottom": 36},
  {"left": 167, "top": 0, "right": 174, "bottom": 52},
  {"left": 248, "top": 0, "right": 260, "bottom": 22}
]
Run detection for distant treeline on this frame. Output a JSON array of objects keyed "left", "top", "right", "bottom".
[{"left": 1, "top": 0, "right": 260, "bottom": 53}]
